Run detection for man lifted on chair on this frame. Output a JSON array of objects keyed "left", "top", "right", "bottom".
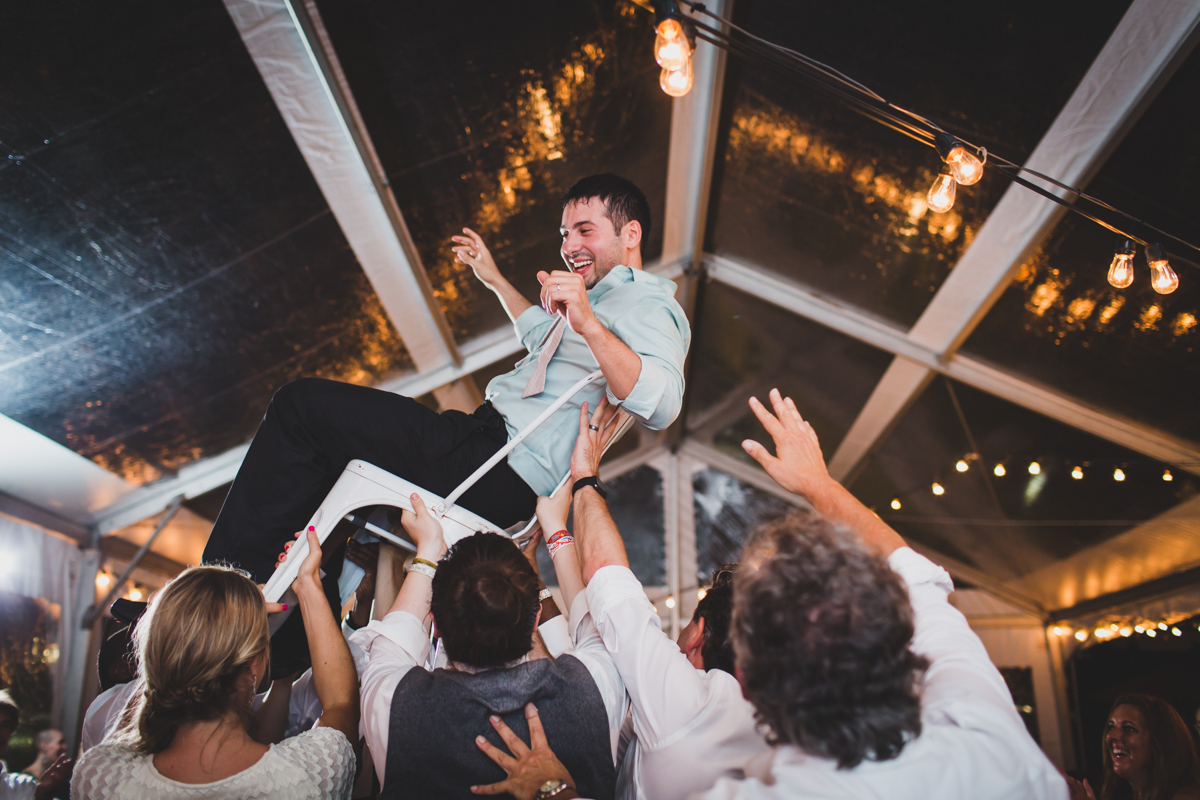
[{"left": 202, "top": 174, "right": 690, "bottom": 618}]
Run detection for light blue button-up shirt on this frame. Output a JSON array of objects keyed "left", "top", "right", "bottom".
[{"left": 487, "top": 266, "right": 691, "bottom": 498}]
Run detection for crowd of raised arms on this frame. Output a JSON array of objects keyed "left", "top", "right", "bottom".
[
  {"left": 47, "top": 392, "right": 1195, "bottom": 800},
  {"left": 13, "top": 175, "right": 1195, "bottom": 800}
]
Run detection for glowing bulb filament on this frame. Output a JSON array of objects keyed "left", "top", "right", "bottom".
[
  {"left": 1145, "top": 242, "right": 1178, "bottom": 294},
  {"left": 1113, "top": 468, "right": 1125, "bottom": 482},
  {"left": 659, "top": 58, "right": 693, "bottom": 98},
  {"left": 654, "top": 18, "right": 691, "bottom": 71},
  {"left": 1163, "top": 470, "right": 1173, "bottom": 482},
  {"left": 931, "top": 482, "right": 945, "bottom": 496},
  {"left": 945, "top": 146, "right": 983, "bottom": 186},
  {"left": 993, "top": 464, "right": 1006, "bottom": 477},
  {"left": 1107, "top": 253, "right": 1134, "bottom": 289},
  {"left": 1028, "top": 461, "right": 1041, "bottom": 475},
  {"left": 1071, "top": 466, "right": 1083, "bottom": 480},
  {"left": 927, "top": 174, "right": 956, "bottom": 213},
  {"left": 955, "top": 460, "right": 969, "bottom": 473}
]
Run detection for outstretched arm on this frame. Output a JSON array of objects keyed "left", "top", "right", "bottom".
[
  {"left": 452, "top": 228, "right": 533, "bottom": 323},
  {"left": 741, "top": 389, "right": 906, "bottom": 557},
  {"left": 288, "top": 527, "right": 360, "bottom": 744},
  {"left": 388, "top": 494, "right": 450, "bottom": 628},
  {"left": 568, "top": 400, "right": 629, "bottom": 582},
  {"left": 535, "top": 486, "right": 584, "bottom": 612}
]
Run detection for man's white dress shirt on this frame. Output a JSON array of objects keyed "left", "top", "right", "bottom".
[
  {"left": 587, "top": 566, "right": 768, "bottom": 800},
  {"left": 349, "top": 593, "right": 629, "bottom": 788},
  {"left": 691, "top": 547, "right": 1068, "bottom": 800},
  {"left": 0, "top": 762, "right": 36, "bottom": 800}
]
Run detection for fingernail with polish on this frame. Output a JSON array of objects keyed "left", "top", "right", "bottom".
[
  {"left": 281, "top": 604, "right": 288, "bottom": 610},
  {"left": 308, "top": 525, "right": 315, "bottom": 532}
]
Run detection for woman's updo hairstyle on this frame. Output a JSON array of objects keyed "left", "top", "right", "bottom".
[{"left": 120, "top": 565, "right": 269, "bottom": 754}]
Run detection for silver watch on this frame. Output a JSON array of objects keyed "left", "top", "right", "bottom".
[{"left": 536, "top": 779, "right": 571, "bottom": 799}]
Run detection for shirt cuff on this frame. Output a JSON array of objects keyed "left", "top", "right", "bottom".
[
  {"left": 348, "top": 609, "right": 431, "bottom": 666},
  {"left": 585, "top": 566, "right": 655, "bottom": 653},
  {"left": 887, "top": 547, "right": 954, "bottom": 594},
  {"left": 607, "top": 357, "right": 671, "bottom": 429},
  {"left": 514, "top": 305, "right": 555, "bottom": 348},
  {"left": 539, "top": 615, "right": 573, "bottom": 658}
]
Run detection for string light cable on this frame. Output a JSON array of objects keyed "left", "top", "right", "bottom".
[{"left": 635, "top": 0, "right": 1200, "bottom": 284}]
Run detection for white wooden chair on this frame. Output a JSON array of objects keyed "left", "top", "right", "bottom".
[{"left": 263, "top": 369, "right": 633, "bottom": 608}]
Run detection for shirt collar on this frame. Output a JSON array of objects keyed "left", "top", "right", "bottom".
[{"left": 587, "top": 264, "right": 674, "bottom": 303}]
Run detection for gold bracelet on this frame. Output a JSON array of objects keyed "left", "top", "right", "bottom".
[
  {"left": 412, "top": 557, "right": 439, "bottom": 570},
  {"left": 407, "top": 560, "right": 436, "bottom": 579}
]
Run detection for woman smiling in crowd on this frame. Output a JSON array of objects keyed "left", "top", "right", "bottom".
[{"left": 1069, "top": 694, "right": 1200, "bottom": 800}]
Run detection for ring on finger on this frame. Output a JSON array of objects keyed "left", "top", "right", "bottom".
[
  {"left": 588, "top": 424, "right": 600, "bottom": 432},
  {"left": 556, "top": 284, "right": 562, "bottom": 291}
]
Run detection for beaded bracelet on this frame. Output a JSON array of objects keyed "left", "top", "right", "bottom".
[{"left": 547, "top": 529, "right": 574, "bottom": 558}]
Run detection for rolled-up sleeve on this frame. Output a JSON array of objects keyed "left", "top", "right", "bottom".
[
  {"left": 348, "top": 610, "right": 431, "bottom": 787},
  {"left": 515, "top": 305, "right": 556, "bottom": 352},
  {"left": 606, "top": 296, "right": 689, "bottom": 430}
]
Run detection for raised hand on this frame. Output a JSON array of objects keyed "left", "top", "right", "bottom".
[
  {"left": 1066, "top": 776, "right": 1095, "bottom": 800},
  {"left": 536, "top": 484, "right": 572, "bottom": 536},
  {"left": 34, "top": 754, "right": 71, "bottom": 800},
  {"left": 470, "top": 704, "right": 576, "bottom": 800},
  {"left": 451, "top": 228, "right": 502, "bottom": 287},
  {"left": 401, "top": 494, "right": 449, "bottom": 562},
  {"left": 569, "top": 398, "right": 623, "bottom": 484},
  {"left": 537, "top": 269, "right": 598, "bottom": 336},
  {"left": 741, "top": 388, "right": 833, "bottom": 501}
]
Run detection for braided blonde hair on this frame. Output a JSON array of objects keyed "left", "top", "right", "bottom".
[{"left": 116, "top": 565, "right": 269, "bottom": 754}]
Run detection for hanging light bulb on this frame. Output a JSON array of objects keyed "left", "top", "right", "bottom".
[
  {"left": 1163, "top": 470, "right": 1173, "bottom": 482},
  {"left": 1028, "top": 461, "right": 1041, "bottom": 475},
  {"left": 955, "top": 459, "right": 969, "bottom": 473},
  {"left": 934, "top": 133, "right": 984, "bottom": 186},
  {"left": 1158, "top": 622, "right": 1168, "bottom": 631},
  {"left": 1135, "top": 625, "right": 1145, "bottom": 633},
  {"left": 660, "top": 58, "right": 693, "bottom": 97},
  {"left": 128, "top": 586, "right": 144, "bottom": 601},
  {"left": 665, "top": 595, "right": 677, "bottom": 609},
  {"left": 931, "top": 482, "right": 945, "bottom": 495},
  {"left": 1052, "top": 626, "right": 1063, "bottom": 636},
  {"left": 1120, "top": 627, "right": 1132, "bottom": 637},
  {"left": 993, "top": 464, "right": 1006, "bottom": 477},
  {"left": 1071, "top": 466, "right": 1083, "bottom": 480},
  {"left": 697, "top": 587, "right": 707, "bottom": 600},
  {"left": 890, "top": 498, "right": 902, "bottom": 510},
  {"left": 1107, "top": 240, "right": 1136, "bottom": 289},
  {"left": 1147, "top": 628, "right": 1157, "bottom": 637},
  {"left": 927, "top": 174, "right": 956, "bottom": 213},
  {"left": 1146, "top": 243, "right": 1178, "bottom": 295},
  {"left": 95, "top": 572, "right": 111, "bottom": 589},
  {"left": 1113, "top": 468, "right": 1126, "bottom": 482},
  {"left": 1075, "top": 629, "right": 1088, "bottom": 641},
  {"left": 654, "top": 18, "right": 691, "bottom": 70},
  {"left": 1172, "top": 626, "right": 1182, "bottom": 637}
]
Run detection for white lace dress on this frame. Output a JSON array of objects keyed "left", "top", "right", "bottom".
[{"left": 71, "top": 727, "right": 355, "bottom": 800}]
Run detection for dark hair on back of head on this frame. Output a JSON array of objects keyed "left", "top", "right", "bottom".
[
  {"left": 561, "top": 174, "right": 651, "bottom": 255},
  {"left": 732, "top": 511, "right": 928, "bottom": 769},
  {"left": 692, "top": 564, "right": 738, "bottom": 675},
  {"left": 431, "top": 532, "right": 541, "bottom": 668}
]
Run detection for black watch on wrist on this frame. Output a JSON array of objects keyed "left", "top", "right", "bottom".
[{"left": 572, "top": 475, "right": 609, "bottom": 499}]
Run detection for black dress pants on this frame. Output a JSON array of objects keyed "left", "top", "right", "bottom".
[{"left": 203, "top": 378, "right": 538, "bottom": 584}]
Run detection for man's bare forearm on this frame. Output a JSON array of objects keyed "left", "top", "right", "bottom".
[
  {"left": 573, "top": 488, "right": 629, "bottom": 583},
  {"left": 807, "top": 478, "right": 907, "bottom": 557},
  {"left": 579, "top": 318, "right": 641, "bottom": 401}
]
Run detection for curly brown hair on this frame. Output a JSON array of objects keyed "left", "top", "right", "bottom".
[
  {"left": 731, "top": 511, "right": 928, "bottom": 768},
  {"left": 1099, "top": 694, "right": 1200, "bottom": 800}
]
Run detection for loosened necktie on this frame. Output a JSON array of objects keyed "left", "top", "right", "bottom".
[{"left": 522, "top": 316, "right": 566, "bottom": 398}]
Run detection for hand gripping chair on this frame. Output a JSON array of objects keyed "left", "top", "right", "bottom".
[{"left": 262, "top": 369, "right": 634, "bottom": 611}]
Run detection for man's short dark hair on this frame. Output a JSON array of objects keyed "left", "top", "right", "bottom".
[
  {"left": 692, "top": 564, "right": 737, "bottom": 675},
  {"left": 562, "top": 174, "right": 652, "bottom": 255},
  {"left": 732, "top": 511, "right": 928, "bottom": 769},
  {"left": 431, "top": 532, "right": 541, "bottom": 668}
]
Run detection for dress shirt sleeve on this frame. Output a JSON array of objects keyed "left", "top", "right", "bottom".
[
  {"left": 605, "top": 294, "right": 688, "bottom": 430},
  {"left": 888, "top": 547, "right": 1026, "bottom": 730},
  {"left": 347, "top": 610, "right": 430, "bottom": 787},
  {"left": 539, "top": 614, "right": 574, "bottom": 658},
  {"left": 586, "top": 565, "right": 714, "bottom": 748},
  {"left": 514, "top": 305, "right": 557, "bottom": 352},
  {"left": 567, "top": 590, "right": 631, "bottom": 762}
]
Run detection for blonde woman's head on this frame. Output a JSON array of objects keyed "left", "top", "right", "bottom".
[{"left": 122, "top": 565, "right": 269, "bottom": 754}]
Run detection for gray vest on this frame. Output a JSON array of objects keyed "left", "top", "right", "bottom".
[{"left": 381, "top": 655, "right": 616, "bottom": 800}]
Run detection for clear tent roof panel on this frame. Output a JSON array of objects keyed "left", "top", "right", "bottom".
[
  {"left": 0, "top": 0, "right": 411, "bottom": 483},
  {"left": 315, "top": 0, "right": 673, "bottom": 343},
  {"left": 849, "top": 377, "right": 1199, "bottom": 582},
  {"left": 687, "top": 279, "right": 895, "bottom": 463},
  {"left": 962, "top": 46, "right": 1200, "bottom": 444},
  {"left": 705, "top": 0, "right": 1133, "bottom": 328}
]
